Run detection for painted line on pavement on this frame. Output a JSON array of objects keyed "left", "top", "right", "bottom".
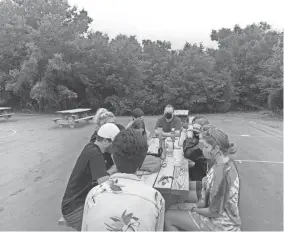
[
  {"left": 228, "top": 134, "right": 283, "bottom": 138},
  {"left": 249, "top": 121, "right": 283, "bottom": 134},
  {"left": 0, "top": 129, "right": 17, "bottom": 139},
  {"left": 236, "top": 159, "right": 284, "bottom": 164}
]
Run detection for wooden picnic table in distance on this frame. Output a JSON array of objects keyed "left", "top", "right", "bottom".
[
  {"left": 53, "top": 108, "right": 95, "bottom": 128},
  {"left": 174, "top": 109, "right": 189, "bottom": 124},
  {"left": 0, "top": 107, "right": 13, "bottom": 120},
  {"left": 137, "top": 136, "right": 190, "bottom": 208}
]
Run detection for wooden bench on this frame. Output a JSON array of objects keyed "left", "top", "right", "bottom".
[
  {"left": 74, "top": 115, "right": 94, "bottom": 123},
  {"left": 52, "top": 118, "right": 61, "bottom": 123},
  {"left": 0, "top": 113, "right": 13, "bottom": 119}
]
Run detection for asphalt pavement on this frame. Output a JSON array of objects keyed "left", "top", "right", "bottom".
[{"left": 0, "top": 114, "right": 282, "bottom": 231}]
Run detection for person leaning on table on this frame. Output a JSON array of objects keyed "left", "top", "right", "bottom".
[
  {"left": 154, "top": 104, "right": 182, "bottom": 138},
  {"left": 89, "top": 108, "right": 125, "bottom": 171},
  {"left": 126, "top": 108, "right": 151, "bottom": 138},
  {"left": 125, "top": 108, "right": 145, "bottom": 129},
  {"left": 61, "top": 123, "right": 120, "bottom": 231},
  {"left": 165, "top": 125, "right": 241, "bottom": 231},
  {"left": 81, "top": 129, "right": 165, "bottom": 231}
]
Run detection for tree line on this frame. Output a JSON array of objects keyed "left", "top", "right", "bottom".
[{"left": 0, "top": 0, "right": 283, "bottom": 115}]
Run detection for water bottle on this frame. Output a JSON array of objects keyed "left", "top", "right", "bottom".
[
  {"left": 179, "top": 128, "right": 186, "bottom": 147},
  {"left": 159, "top": 138, "right": 166, "bottom": 159},
  {"left": 173, "top": 149, "right": 183, "bottom": 167},
  {"left": 171, "top": 128, "right": 175, "bottom": 149},
  {"left": 187, "top": 124, "right": 194, "bottom": 139}
]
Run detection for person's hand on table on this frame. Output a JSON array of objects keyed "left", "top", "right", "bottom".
[{"left": 170, "top": 132, "right": 176, "bottom": 139}]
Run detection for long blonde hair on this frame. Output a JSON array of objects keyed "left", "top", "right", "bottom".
[{"left": 93, "top": 108, "right": 115, "bottom": 130}]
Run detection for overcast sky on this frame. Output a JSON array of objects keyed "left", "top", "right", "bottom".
[{"left": 68, "top": 0, "right": 283, "bottom": 49}]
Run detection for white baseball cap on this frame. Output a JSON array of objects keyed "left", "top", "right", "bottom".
[{"left": 97, "top": 123, "right": 120, "bottom": 141}]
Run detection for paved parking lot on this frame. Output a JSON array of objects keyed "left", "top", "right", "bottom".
[{"left": 0, "top": 114, "right": 282, "bottom": 230}]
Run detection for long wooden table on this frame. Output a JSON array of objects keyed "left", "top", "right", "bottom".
[
  {"left": 53, "top": 108, "right": 94, "bottom": 128},
  {"left": 137, "top": 137, "right": 190, "bottom": 207}
]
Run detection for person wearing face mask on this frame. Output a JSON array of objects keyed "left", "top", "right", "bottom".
[
  {"left": 154, "top": 104, "right": 182, "bottom": 138},
  {"left": 165, "top": 125, "right": 241, "bottom": 231},
  {"left": 61, "top": 123, "right": 120, "bottom": 231}
]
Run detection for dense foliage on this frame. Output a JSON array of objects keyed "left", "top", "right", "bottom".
[{"left": 0, "top": 0, "right": 282, "bottom": 115}]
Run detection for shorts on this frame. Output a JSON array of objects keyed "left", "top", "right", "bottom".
[
  {"left": 188, "top": 211, "right": 210, "bottom": 231},
  {"left": 63, "top": 204, "right": 84, "bottom": 231}
]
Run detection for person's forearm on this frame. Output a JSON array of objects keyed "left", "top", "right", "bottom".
[
  {"left": 193, "top": 207, "right": 219, "bottom": 218},
  {"left": 196, "top": 200, "right": 206, "bottom": 208},
  {"left": 162, "top": 132, "right": 172, "bottom": 137},
  {"left": 97, "top": 175, "right": 109, "bottom": 184},
  {"left": 107, "top": 165, "right": 117, "bottom": 175},
  {"left": 162, "top": 131, "right": 180, "bottom": 137}
]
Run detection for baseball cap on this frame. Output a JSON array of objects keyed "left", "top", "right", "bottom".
[
  {"left": 97, "top": 123, "right": 120, "bottom": 141},
  {"left": 132, "top": 108, "right": 144, "bottom": 118}
]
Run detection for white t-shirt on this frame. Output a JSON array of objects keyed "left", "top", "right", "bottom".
[{"left": 81, "top": 173, "right": 165, "bottom": 231}]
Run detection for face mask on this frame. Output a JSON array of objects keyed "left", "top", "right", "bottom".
[{"left": 165, "top": 113, "right": 173, "bottom": 120}]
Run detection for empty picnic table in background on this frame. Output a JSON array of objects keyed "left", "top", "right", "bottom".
[
  {"left": 174, "top": 109, "right": 188, "bottom": 122},
  {"left": 0, "top": 107, "right": 13, "bottom": 120},
  {"left": 137, "top": 136, "right": 190, "bottom": 208},
  {"left": 53, "top": 108, "right": 95, "bottom": 128}
]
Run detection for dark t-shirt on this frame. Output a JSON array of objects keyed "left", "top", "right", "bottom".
[
  {"left": 155, "top": 115, "right": 182, "bottom": 133},
  {"left": 185, "top": 148, "right": 207, "bottom": 181},
  {"left": 61, "top": 143, "right": 108, "bottom": 215}
]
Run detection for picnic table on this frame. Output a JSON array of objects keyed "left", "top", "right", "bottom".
[
  {"left": 137, "top": 136, "right": 190, "bottom": 208},
  {"left": 53, "top": 108, "right": 95, "bottom": 128},
  {"left": 174, "top": 109, "right": 188, "bottom": 122},
  {"left": 58, "top": 136, "right": 190, "bottom": 227},
  {"left": 0, "top": 107, "right": 13, "bottom": 120}
]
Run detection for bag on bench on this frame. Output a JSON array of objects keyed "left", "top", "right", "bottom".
[{"left": 139, "top": 155, "right": 161, "bottom": 174}]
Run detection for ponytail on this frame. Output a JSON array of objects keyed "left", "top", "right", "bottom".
[{"left": 227, "top": 142, "right": 237, "bottom": 155}]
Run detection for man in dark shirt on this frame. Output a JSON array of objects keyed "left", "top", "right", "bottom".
[
  {"left": 154, "top": 105, "right": 182, "bottom": 138},
  {"left": 61, "top": 123, "right": 120, "bottom": 231}
]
